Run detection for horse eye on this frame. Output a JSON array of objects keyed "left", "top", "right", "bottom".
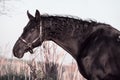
[{"left": 30, "top": 29, "right": 34, "bottom": 32}]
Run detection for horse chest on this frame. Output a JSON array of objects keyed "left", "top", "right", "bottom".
[
  {"left": 82, "top": 56, "right": 93, "bottom": 74},
  {"left": 78, "top": 53, "right": 113, "bottom": 80},
  {"left": 77, "top": 56, "right": 93, "bottom": 79}
]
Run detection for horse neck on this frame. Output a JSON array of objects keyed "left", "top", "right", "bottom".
[{"left": 41, "top": 16, "right": 93, "bottom": 59}]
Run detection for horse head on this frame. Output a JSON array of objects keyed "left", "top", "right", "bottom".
[{"left": 13, "top": 10, "right": 43, "bottom": 58}]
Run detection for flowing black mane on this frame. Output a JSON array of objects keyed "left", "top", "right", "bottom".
[
  {"left": 41, "top": 14, "right": 101, "bottom": 29},
  {"left": 41, "top": 15, "right": 103, "bottom": 41}
]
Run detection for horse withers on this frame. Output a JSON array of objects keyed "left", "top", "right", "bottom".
[{"left": 13, "top": 10, "right": 120, "bottom": 80}]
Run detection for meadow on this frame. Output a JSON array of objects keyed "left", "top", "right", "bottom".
[{"left": 0, "top": 42, "right": 85, "bottom": 80}]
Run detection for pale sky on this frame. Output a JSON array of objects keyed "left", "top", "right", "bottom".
[{"left": 0, "top": 0, "right": 120, "bottom": 63}]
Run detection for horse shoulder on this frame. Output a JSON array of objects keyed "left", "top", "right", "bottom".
[{"left": 77, "top": 28, "right": 120, "bottom": 80}]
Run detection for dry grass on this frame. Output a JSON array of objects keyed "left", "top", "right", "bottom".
[{"left": 0, "top": 42, "right": 85, "bottom": 80}]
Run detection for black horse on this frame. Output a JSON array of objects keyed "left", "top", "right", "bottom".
[{"left": 13, "top": 10, "right": 120, "bottom": 80}]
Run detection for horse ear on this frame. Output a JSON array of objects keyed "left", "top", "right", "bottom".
[
  {"left": 35, "top": 9, "right": 40, "bottom": 21},
  {"left": 27, "top": 10, "right": 34, "bottom": 20}
]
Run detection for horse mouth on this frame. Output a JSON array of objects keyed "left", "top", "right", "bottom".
[{"left": 13, "top": 52, "right": 24, "bottom": 58}]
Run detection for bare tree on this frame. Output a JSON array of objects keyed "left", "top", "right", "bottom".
[{"left": 0, "top": 0, "right": 20, "bottom": 15}]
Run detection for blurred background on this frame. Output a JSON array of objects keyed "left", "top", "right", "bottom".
[{"left": 0, "top": 0, "right": 120, "bottom": 80}]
